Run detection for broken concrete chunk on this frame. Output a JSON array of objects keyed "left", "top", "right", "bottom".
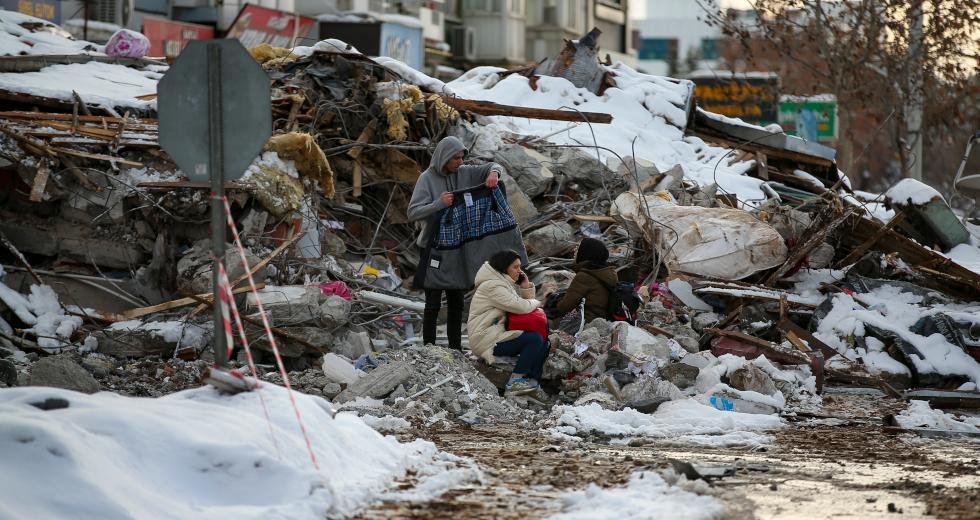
[
  {"left": 621, "top": 375, "right": 682, "bottom": 413},
  {"left": 613, "top": 323, "right": 671, "bottom": 367},
  {"left": 500, "top": 172, "right": 539, "bottom": 225},
  {"left": 334, "top": 331, "right": 371, "bottom": 360},
  {"left": 525, "top": 222, "right": 575, "bottom": 257},
  {"left": 321, "top": 382, "right": 342, "bottom": 399},
  {"left": 552, "top": 147, "right": 617, "bottom": 189},
  {"left": 659, "top": 362, "right": 699, "bottom": 389},
  {"left": 0, "top": 358, "right": 17, "bottom": 386},
  {"left": 728, "top": 364, "right": 778, "bottom": 396},
  {"left": 29, "top": 355, "right": 100, "bottom": 394},
  {"left": 321, "top": 353, "right": 359, "bottom": 385},
  {"left": 334, "top": 361, "right": 412, "bottom": 402},
  {"left": 319, "top": 295, "right": 351, "bottom": 327},
  {"left": 177, "top": 239, "right": 261, "bottom": 295},
  {"left": 494, "top": 145, "right": 554, "bottom": 197}
]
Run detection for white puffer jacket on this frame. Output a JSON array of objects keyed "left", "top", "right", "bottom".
[{"left": 467, "top": 262, "right": 540, "bottom": 363}]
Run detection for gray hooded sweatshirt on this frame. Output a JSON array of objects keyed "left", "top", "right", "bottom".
[{"left": 408, "top": 136, "right": 504, "bottom": 247}]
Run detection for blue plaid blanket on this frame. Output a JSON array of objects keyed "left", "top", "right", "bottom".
[{"left": 434, "top": 185, "right": 517, "bottom": 250}]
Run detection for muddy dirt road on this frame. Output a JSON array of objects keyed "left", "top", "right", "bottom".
[{"left": 357, "top": 392, "right": 979, "bottom": 519}]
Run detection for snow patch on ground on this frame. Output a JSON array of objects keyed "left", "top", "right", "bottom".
[
  {"left": 551, "top": 399, "right": 782, "bottom": 448},
  {"left": 550, "top": 470, "right": 723, "bottom": 520},
  {"left": 0, "top": 384, "right": 455, "bottom": 519}
]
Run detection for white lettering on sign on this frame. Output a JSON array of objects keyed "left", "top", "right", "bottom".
[
  {"left": 384, "top": 35, "right": 412, "bottom": 64},
  {"left": 265, "top": 16, "right": 291, "bottom": 31}
]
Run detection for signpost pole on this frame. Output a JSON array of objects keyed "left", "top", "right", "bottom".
[{"left": 207, "top": 42, "right": 228, "bottom": 368}]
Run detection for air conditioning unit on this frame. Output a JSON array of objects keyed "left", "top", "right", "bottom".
[
  {"left": 90, "top": 0, "right": 134, "bottom": 27},
  {"left": 449, "top": 25, "right": 475, "bottom": 60}
]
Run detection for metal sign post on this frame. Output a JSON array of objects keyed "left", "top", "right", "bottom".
[
  {"left": 207, "top": 43, "right": 228, "bottom": 367},
  {"left": 158, "top": 39, "right": 272, "bottom": 367}
]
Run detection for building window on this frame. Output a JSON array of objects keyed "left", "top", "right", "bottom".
[
  {"left": 701, "top": 38, "right": 719, "bottom": 60},
  {"left": 464, "top": 0, "right": 502, "bottom": 12},
  {"left": 509, "top": 0, "right": 523, "bottom": 15},
  {"left": 638, "top": 38, "right": 677, "bottom": 61}
]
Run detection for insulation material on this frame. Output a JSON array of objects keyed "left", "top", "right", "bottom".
[{"left": 263, "top": 132, "right": 335, "bottom": 198}]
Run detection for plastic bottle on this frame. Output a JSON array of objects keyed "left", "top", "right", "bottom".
[{"left": 707, "top": 394, "right": 778, "bottom": 415}]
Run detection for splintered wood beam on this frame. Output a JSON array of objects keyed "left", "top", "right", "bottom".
[
  {"left": 28, "top": 160, "right": 50, "bottom": 202},
  {"left": 439, "top": 96, "right": 613, "bottom": 124},
  {"left": 110, "top": 284, "right": 264, "bottom": 322}
]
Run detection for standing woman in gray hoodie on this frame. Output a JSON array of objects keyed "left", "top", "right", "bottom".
[{"left": 407, "top": 136, "right": 503, "bottom": 350}]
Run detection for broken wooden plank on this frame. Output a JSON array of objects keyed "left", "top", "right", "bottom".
[
  {"left": 0, "top": 111, "right": 159, "bottom": 125},
  {"left": 136, "top": 181, "right": 256, "bottom": 190},
  {"left": 840, "top": 212, "right": 980, "bottom": 298},
  {"left": 50, "top": 146, "right": 143, "bottom": 167},
  {"left": 763, "top": 207, "right": 854, "bottom": 286},
  {"left": 776, "top": 316, "right": 839, "bottom": 360},
  {"left": 111, "top": 284, "right": 264, "bottom": 321},
  {"left": 573, "top": 214, "right": 617, "bottom": 223},
  {"left": 28, "top": 160, "right": 50, "bottom": 202},
  {"left": 0, "top": 54, "right": 165, "bottom": 73},
  {"left": 693, "top": 284, "right": 817, "bottom": 308},
  {"left": 440, "top": 96, "right": 613, "bottom": 124},
  {"left": 835, "top": 211, "right": 906, "bottom": 268},
  {"left": 352, "top": 159, "right": 363, "bottom": 198},
  {"left": 347, "top": 119, "right": 377, "bottom": 160},
  {"left": 58, "top": 154, "right": 102, "bottom": 191}
]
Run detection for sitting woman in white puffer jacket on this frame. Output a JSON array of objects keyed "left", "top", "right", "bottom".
[{"left": 467, "top": 250, "right": 549, "bottom": 396}]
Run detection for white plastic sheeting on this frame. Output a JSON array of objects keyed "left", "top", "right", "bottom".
[{"left": 611, "top": 192, "right": 787, "bottom": 280}]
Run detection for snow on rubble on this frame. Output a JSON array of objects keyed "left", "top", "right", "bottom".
[
  {"left": 551, "top": 470, "right": 724, "bottom": 520},
  {"left": 0, "top": 10, "right": 100, "bottom": 56},
  {"left": 814, "top": 284, "right": 980, "bottom": 384},
  {"left": 0, "top": 61, "right": 160, "bottom": 111},
  {"left": 447, "top": 64, "right": 765, "bottom": 202},
  {"left": 0, "top": 280, "right": 81, "bottom": 352},
  {"left": 0, "top": 383, "right": 477, "bottom": 519}
]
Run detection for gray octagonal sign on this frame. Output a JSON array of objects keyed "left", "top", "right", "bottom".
[{"left": 158, "top": 39, "right": 271, "bottom": 181}]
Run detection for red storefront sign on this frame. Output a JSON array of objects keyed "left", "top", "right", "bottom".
[
  {"left": 143, "top": 18, "right": 214, "bottom": 59},
  {"left": 226, "top": 4, "right": 316, "bottom": 49}
]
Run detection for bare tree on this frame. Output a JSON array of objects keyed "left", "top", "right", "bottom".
[{"left": 696, "top": 0, "right": 979, "bottom": 190}]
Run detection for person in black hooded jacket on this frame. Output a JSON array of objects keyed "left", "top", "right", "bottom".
[{"left": 548, "top": 238, "right": 618, "bottom": 327}]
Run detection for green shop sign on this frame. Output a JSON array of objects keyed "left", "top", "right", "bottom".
[{"left": 778, "top": 96, "right": 837, "bottom": 142}]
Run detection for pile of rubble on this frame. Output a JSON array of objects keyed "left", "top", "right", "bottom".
[{"left": 1, "top": 13, "right": 978, "bottom": 430}]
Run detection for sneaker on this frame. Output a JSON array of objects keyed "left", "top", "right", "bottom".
[{"left": 505, "top": 377, "right": 538, "bottom": 396}]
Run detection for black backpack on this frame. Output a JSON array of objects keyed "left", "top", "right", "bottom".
[{"left": 584, "top": 272, "right": 641, "bottom": 325}]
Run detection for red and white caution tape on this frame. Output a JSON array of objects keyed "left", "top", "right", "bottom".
[
  {"left": 220, "top": 196, "right": 319, "bottom": 470},
  {"left": 217, "top": 260, "right": 282, "bottom": 459}
]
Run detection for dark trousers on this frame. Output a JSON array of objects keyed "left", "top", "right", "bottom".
[
  {"left": 423, "top": 289, "right": 464, "bottom": 349},
  {"left": 493, "top": 331, "right": 550, "bottom": 380}
]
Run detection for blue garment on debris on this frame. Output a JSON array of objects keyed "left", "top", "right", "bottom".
[
  {"left": 434, "top": 185, "right": 518, "bottom": 250},
  {"left": 415, "top": 182, "right": 527, "bottom": 290}
]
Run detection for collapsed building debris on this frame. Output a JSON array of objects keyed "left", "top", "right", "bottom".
[{"left": 0, "top": 13, "right": 977, "bottom": 441}]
